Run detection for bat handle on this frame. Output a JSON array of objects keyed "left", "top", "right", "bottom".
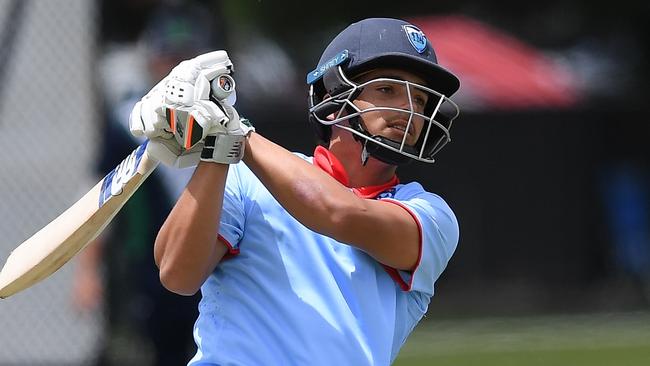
[{"left": 210, "top": 74, "right": 236, "bottom": 105}]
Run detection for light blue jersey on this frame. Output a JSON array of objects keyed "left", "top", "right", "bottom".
[{"left": 188, "top": 152, "right": 459, "bottom": 366}]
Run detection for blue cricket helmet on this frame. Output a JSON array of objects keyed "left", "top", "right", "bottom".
[
  {"left": 308, "top": 17, "right": 460, "bottom": 96},
  {"left": 307, "top": 18, "right": 461, "bottom": 165}
]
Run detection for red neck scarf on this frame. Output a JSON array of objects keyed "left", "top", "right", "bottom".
[{"left": 313, "top": 146, "right": 399, "bottom": 199}]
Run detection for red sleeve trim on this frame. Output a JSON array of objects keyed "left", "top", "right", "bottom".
[
  {"left": 218, "top": 234, "right": 240, "bottom": 260},
  {"left": 379, "top": 199, "right": 424, "bottom": 292}
]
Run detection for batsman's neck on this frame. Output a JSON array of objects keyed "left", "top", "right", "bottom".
[{"left": 328, "top": 132, "right": 398, "bottom": 188}]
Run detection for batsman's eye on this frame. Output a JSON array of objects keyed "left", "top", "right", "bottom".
[
  {"left": 376, "top": 86, "right": 393, "bottom": 94},
  {"left": 413, "top": 95, "right": 427, "bottom": 107}
]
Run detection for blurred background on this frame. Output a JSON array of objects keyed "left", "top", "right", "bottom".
[{"left": 0, "top": 0, "right": 649, "bottom": 365}]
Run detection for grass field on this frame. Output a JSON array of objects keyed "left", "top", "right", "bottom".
[{"left": 393, "top": 311, "right": 650, "bottom": 366}]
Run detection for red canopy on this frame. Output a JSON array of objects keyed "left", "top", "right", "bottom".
[{"left": 410, "top": 15, "right": 580, "bottom": 110}]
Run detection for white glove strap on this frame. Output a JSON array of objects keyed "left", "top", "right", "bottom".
[{"left": 200, "top": 134, "right": 246, "bottom": 164}]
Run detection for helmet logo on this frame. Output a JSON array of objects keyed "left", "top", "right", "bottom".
[{"left": 403, "top": 25, "right": 427, "bottom": 54}]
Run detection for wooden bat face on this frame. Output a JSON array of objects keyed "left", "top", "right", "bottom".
[{"left": 0, "top": 141, "right": 159, "bottom": 298}]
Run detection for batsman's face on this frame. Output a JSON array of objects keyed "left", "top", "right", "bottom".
[{"left": 353, "top": 69, "right": 429, "bottom": 146}]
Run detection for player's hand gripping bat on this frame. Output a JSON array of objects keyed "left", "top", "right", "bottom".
[{"left": 0, "top": 75, "right": 235, "bottom": 299}]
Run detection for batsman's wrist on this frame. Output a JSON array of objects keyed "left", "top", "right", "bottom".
[{"left": 200, "top": 134, "right": 247, "bottom": 164}]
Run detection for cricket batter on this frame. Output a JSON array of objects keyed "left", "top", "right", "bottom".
[{"left": 130, "top": 17, "right": 461, "bottom": 365}]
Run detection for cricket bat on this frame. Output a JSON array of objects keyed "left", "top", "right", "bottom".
[{"left": 0, "top": 141, "right": 159, "bottom": 298}]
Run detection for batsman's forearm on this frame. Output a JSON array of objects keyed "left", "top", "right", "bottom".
[
  {"left": 243, "top": 133, "right": 365, "bottom": 238},
  {"left": 154, "top": 162, "right": 229, "bottom": 296}
]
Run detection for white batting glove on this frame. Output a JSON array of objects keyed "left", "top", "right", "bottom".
[
  {"left": 129, "top": 78, "right": 171, "bottom": 140},
  {"left": 161, "top": 70, "right": 254, "bottom": 165},
  {"left": 129, "top": 51, "right": 235, "bottom": 168},
  {"left": 130, "top": 80, "right": 201, "bottom": 168},
  {"left": 199, "top": 108, "right": 255, "bottom": 164},
  {"left": 193, "top": 75, "right": 255, "bottom": 164},
  {"left": 166, "top": 51, "right": 234, "bottom": 105}
]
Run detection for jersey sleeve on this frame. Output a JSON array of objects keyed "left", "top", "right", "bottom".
[
  {"left": 217, "top": 162, "right": 247, "bottom": 256},
  {"left": 380, "top": 192, "right": 459, "bottom": 296}
]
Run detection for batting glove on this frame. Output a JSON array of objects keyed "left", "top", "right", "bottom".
[
  {"left": 190, "top": 73, "right": 252, "bottom": 164},
  {"left": 129, "top": 51, "right": 237, "bottom": 168}
]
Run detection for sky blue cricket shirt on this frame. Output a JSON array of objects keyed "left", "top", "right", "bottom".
[{"left": 188, "top": 152, "right": 459, "bottom": 366}]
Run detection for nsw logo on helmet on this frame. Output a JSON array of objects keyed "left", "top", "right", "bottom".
[{"left": 403, "top": 25, "right": 427, "bottom": 54}]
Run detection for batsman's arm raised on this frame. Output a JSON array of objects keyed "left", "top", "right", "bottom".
[
  {"left": 242, "top": 132, "right": 421, "bottom": 271},
  {"left": 154, "top": 131, "right": 422, "bottom": 296}
]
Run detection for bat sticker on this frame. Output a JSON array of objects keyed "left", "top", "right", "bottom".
[{"left": 98, "top": 141, "right": 148, "bottom": 207}]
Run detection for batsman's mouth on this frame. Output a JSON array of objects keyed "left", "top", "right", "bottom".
[
  {"left": 385, "top": 123, "right": 419, "bottom": 144},
  {"left": 387, "top": 119, "right": 416, "bottom": 136}
]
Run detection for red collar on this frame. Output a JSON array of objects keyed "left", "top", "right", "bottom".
[{"left": 313, "top": 146, "right": 399, "bottom": 199}]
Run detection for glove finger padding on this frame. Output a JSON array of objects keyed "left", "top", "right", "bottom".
[
  {"left": 162, "top": 100, "right": 230, "bottom": 151},
  {"left": 129, "top": 90, "right": 173, "bottom": 140},
  {"left": 165, "top": 78, "right": 195, "bottom": 106},
  {"left": 166, "top": 51, "right": 233, "bottom": 103},
  {"left": 129, "top": 100, "right": 146, "bottom": 137},
  {"left": 194, "top": 51, "right": 234, "bottom": 101}
]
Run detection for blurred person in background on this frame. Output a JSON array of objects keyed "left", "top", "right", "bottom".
[
  {"left": 129, "top": 17, "right": 461, "bottom": 365},
  {"left": 600, "top": 163, "right": 650, "bottom": 303},
  {"left": 73, "top": 2, "right": 222, "bottom": 365}
]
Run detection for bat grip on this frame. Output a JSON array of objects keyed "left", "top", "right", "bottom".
[{"left": 210, "top": 74, "right": 236, "bottom": 103}]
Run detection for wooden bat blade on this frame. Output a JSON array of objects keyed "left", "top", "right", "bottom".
[{"left": 0, "top": 142, "right": 159, "bottom": 298}]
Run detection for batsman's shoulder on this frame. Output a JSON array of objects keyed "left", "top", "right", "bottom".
[
  {"left": 394, "top": 182, "right": 453, "bottom": 208},
  {"left": 391, "top": 182, "right": 459, "bottom": 236}
]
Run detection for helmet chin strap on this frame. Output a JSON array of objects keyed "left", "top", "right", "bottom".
[
  {"left": 344, "top": 114, "right": 374, "bottom": 166},
  {"left": 361, "top": 142, "right": 371, "bottom": 166}
]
